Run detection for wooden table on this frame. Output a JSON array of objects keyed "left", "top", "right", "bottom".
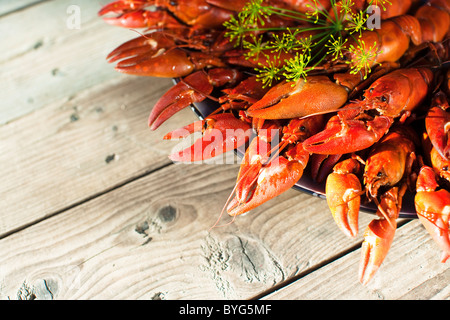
[{"left": 1, "top": 0, "right": 448, "bottom": 300}]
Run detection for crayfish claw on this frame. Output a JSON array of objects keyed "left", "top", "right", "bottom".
[
  {"left": 304, "top": 113, "right": 393, "bottom": 155},
  {"left": 359, "top": 186, "right": 403, "bottom": 285},
  {"left": 325, "top": 157, "right": 364, "bottom": 238},
  {"left": 98, "top": 0, "right": 148, "bottom": 16},
  {"left": 359, "top": 217, "right": 396, "bottom": 285},
  {"left": 425, "top": 91, "right": 450, "bottom": 161},
  {"left": 228, "top": 151, "right": 308, "bottom": 216},
  {"left": 246, "top": 76, "right": 348, "bottom": 120},
  {"left": 227, "top": 142, "right": 309, "bottom": 216},
  {"left": 165, "top": 113, "right": 251, "bottom": 162},
  {"left": 149, "top": 68, "right": 242, "bottom": 130},
  {"left": 415, "top": 166, "right": 450, "bottom": 263}
]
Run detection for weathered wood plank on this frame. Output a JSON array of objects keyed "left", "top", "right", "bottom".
[
  {"left": 1, "top": 0, "right": 202, "bottom": 236},
  {"left": 263, "top": 219, "right": 449, "bottom": 300},
  {"left": 1, "top": 0, "right": 136, "bottom": 124},
  {"left": 0, "top": 162, "right": 376, "bottom": 300},
  {"left": 0, "top": 74, "right": 198, "bottom": 238},
  {"left": 0, "top": 0, "right": 44, "bottom": 16},
  {"left": 1, "top": 0, "right": 446, "bottom": 302}
]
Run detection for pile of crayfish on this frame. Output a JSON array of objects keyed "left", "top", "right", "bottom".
[{"left": 99, "top": 0, "right": 450, "bottom": 285}]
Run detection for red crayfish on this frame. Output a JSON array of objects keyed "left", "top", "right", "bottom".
[{"left": 99, "top": 0, "right": 450, "bottom": 285}]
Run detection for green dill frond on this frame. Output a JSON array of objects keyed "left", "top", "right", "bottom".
[
  {"left": 268, "top": 32, "right": 294, "bottom": 56},
  {"left": 298, "top": 34, "right": 314, "bottom": 53},
  {"left": 305, "top": 0, "right": 321, "bottom": 23},
  {"left": 370, "top": 0, "right": 392, "bottom": 11},
  {"left": 345, "top": 10, "right": 369, "bottom": 35},
  {"left": 223, "top": 16, "right": 247, "bottom": 46},
  {"left": 283, "top": 52, "right": 312, "bottom": 83},
  {"left": 267, "top": 28, "right": 315, "bottom": 57},
  {"left": 338, "top": 0, "right": 355, "bottom": 16},
  {"left": 223, "top": 0, "right": 392, "bottom": 86},
  {"left": 243, "top": 34, "right": 265, "bottom": 60},
  {"left": 255, "top": 56, "right": 282, "bottom": 88},
  {"left": 325, "top": 34, "right": 348, "bottom": 60},
  {"left": 347, "top": 38, "right": 379, "bottom": 78},
  {"left": 239, "top": 0, "right": 273, "bottom": 27}
]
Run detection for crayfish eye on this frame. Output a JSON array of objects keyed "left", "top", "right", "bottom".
[
  {"left": 377, "top": 171, "right": 383, "bottom": 177},
  {"left": 380, "top": 95, "right": 388, "bottom": 103},
  {"left": 203, "top": 39, "right": 213, "bottom": 47},
  {"left": 300, "top": 125, "right": 306, "bottom": 132}
]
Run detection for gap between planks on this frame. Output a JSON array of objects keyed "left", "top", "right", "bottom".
[
  {"left": 0, "top": 0, "right": 50, "bottom": 18},
  {"left": 0, "top": 161, "right": 174, "bottom": 240},
  {"left": 250, "top": 218, "right": 414, "bottom": 300},
  {"left": 0, "top": 161, "right": 369, "bottom": 299},
  {"left": 3, "top": 0, "right": 444, "bottom": 300}
]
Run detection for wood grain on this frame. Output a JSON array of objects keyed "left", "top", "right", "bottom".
[
  {"left": 1, "top": 0, "right": 199, "bottom": 236},
  {"left": 0, "top": 0, "right": 135, "bottom": 124},
  {"left": 0, "top": 74, "right": 202, "bottom": 237},
  {"left": 0, "top": 0, "right": 44, "bottom": 16},
  {"left": 264, "top": 219, "right": 449, "bottom": 300},
  {"left": 0, "top": 162, "right": 377, "bottom": 300},
  {"left": 1, "top": 0, "right": 448, "bottom": 301}
]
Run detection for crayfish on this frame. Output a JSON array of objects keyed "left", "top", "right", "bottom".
[{"left": 99, "top": 0, "right": 450, "bottom": 285}]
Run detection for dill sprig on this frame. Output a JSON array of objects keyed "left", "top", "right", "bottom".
[{"left": 223, "top": 0, "right": 391, "bottom": 86}]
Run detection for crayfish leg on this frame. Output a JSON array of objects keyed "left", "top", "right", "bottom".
[
  {"left": 359, "top": 186, "right": 403, "bottom": 285},
  {"left": 325, "top": 157, "right": 364, "bottom": 238}
]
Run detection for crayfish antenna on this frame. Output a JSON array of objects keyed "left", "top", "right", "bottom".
[
  {"left": 209, "top": 167, "right": 259, "bottom": 231},
  {"left": 209, "top": 177, "right": 240, "bottom": 231},
  {"left": 371, "top": 196, "right": 398, "bottom": 231},
  {"left": 297, "top": 103, "right": 361, "bottom": 120},
  {"left": 208, "top": 204, "right": 237, "bottom": 231}
]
